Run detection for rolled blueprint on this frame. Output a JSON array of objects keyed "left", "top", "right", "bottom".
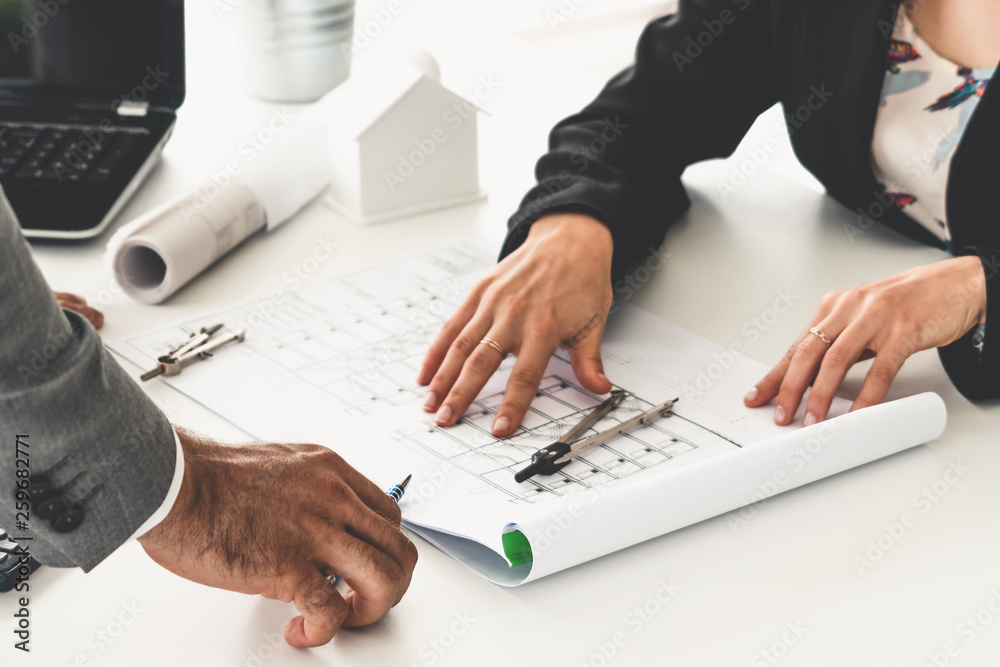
[{"left": 109, "top": 91, "right": 334, "bottom": 304}]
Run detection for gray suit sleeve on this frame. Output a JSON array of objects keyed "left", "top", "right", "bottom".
[{"left": 0, "top": 189, "right": 176, "bottom": 571}]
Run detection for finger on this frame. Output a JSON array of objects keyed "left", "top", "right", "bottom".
[
  {"left": 745, "top": 334, "right": 808, "bottom": 408},
  {"left": 745, "top": 297, "right": 841, "bottom": 408},
  {"left": 492, "top": 338, "right": 559, "bottom": 437},
  {"left": 803, "top": 321, "right": 876, "bottom": 424},
  {"left": 772, "top": 321, "right": 843, "bottom": 424},
  {"left": 321, "top": 452, "right": 403, "bottom": 527},
  {"left": 54, "top": 291, "right": 86, "bottom": 305},
  {"left": 567, "top": 314, "right": 612, "bottom": 395},
  {"left": 850, "top": 347, "right": 907, "bottom": 412},
  {"left": 434, "top": 328, "right": 509, "bottom": 427},
  {"left": 328, "top": 531, "right": 413, "bottom": 627},
  {"left": 418, "top": 283, "right": 489, "bottom": 385},
  {"left": 423, "top": 311, "right": 494, "bottom": 415},
  {"left": 336, "top": 489, "right": 414, "bottom": 571},
  {"left": 283, "top": 568, "right": 349, "bottom": 647}
]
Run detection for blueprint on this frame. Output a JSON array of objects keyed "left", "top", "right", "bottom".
[
  {"left": 115, "top": 241, "right": 493, "bottom": 418},
  {"left": 109, "top": 240, "right": 948, "bottom": 586}
]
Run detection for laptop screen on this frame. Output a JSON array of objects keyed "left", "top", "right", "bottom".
[{"left": 0, "top": 0, "right": 184, "bottom": 108}]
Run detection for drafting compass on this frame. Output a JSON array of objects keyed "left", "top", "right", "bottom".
[
  {"left": 140, "top": 324, "right": 246, "bottom": 381},
  {"left": 514, "top": 390, "right": 679, "bottom": 483}
]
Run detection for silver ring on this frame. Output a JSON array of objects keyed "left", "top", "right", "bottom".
[
  {"left": 809, "top": 327, "right": 832, "bottom": 346},
  {"left": 479, "top": 337, "right": 507, "bottom": 357}
]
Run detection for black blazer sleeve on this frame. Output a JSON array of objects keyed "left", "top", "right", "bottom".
[
  {"left": 500, "top": 0, "right": 779, "bottom": 281},
  {"left": 938, "top": 247, "right": 1000, "bottom": 400}
]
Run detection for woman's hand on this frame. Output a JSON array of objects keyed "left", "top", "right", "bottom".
[
  {"left": 419, "top": 213, "right": 615, "bottom": 437},
  {"left": 55, "top": 291, "right": 104, "bottom": 329},
  {"left": 744, "top": 256, "right": 987, "bottom": 425}
]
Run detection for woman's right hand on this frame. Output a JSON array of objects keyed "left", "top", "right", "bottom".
[{"left": 418, "top": 213, "right": 616, "bottom": 437}]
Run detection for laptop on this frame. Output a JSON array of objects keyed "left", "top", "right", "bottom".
[{"left": 0, "top": 0, "right": 185, "bottom": 239}]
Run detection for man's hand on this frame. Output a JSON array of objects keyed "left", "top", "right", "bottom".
[
  {"left": 55, "top": 291, "right": 104, "bottom": 329},
  {"left": 138, "top": 430, "right": 417, "bottom": 648},
  {"left": 419, "top": 213, "right": 615, "bottom": 437},
  {"left": 745, "top": 256, "right": 987, "bottom": 425}
]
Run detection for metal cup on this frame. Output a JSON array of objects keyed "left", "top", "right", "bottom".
[{"left": 236, "top": 0, "right": 355, "bottom": 102}]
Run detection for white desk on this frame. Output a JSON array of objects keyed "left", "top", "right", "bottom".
[{"left": 6, "top": 2, "right": 1000, "bottom": 665}]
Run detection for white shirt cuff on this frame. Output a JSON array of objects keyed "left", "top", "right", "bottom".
[{"left": 129, "top": 427, "right": 185, "bottom": 540}]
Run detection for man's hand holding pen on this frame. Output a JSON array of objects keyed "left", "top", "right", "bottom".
[{"left": 137, "top": 430, "right": 418, "bottom": 648}]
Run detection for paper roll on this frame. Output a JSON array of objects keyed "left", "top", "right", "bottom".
[{"left": 109, "top": 180, "right": 265, "bottom": 304}]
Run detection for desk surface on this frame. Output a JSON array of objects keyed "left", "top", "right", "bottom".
[{"left": 6, "top": 2, "right": 1000, "bottom": 666}]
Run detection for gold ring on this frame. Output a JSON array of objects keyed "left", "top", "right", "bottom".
[
  {"left": 479, "top": 337, "right": 507, "bottom": 357},
  {"left": 809, "top": 327, "right": 832, "bottom": 346}
]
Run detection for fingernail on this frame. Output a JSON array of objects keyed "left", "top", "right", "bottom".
[
  {"left": 434, "top": 404, "right": 453, "bottom": 425},
  {"left": 423, "top": 391, "right": 437, "bottom": 411},
  {"left": 416, "top": 366, "right": 428, "bottom": 384},
  {"left": 774, "top": 405, "right": 786, "bottom": 424},
  {"left": 493, "top": 415, "right": 510, "bottom": 435},
  {"left": 744, "top": 386, "right": 758, "bottom": 402},
  {"left": 803, "top": 411, "right": 817, "bottom": 427}
]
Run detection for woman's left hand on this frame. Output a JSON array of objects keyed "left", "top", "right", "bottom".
[{"left": 744, "top": 256, "right": 986, "bottom": 426}]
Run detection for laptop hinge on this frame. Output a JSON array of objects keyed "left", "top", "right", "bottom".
[{"left": 117, "top": 100, "right": 149, "bottom": 117}]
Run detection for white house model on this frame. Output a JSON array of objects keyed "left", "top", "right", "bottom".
[{"left": 324, "top": 58, "right": 484, "bottom": 224}]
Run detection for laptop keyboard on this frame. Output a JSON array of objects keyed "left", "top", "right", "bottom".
[{"left": 0, "top": 122, "right": 146, "bottom": 183}]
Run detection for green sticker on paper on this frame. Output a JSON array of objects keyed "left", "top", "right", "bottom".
[{"left": 502, "top": 529, "right": 533, "bottom": 567}]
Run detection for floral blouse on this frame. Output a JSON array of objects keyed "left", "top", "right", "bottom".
[
  {"left": 871, "top": 8, "right": 994, "bottom": 250},
  {"left": 870, "top": 8, "right": 993, "bottom": 351}
]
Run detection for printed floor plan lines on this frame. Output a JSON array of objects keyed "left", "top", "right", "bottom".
[
  {"left": 120, "top": 242, "right": 494, "bottom": 417},
  {"left": 393, "top": 373, "right": 742, "bottom": 505}
]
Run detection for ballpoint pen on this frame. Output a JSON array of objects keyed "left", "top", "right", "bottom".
[
  {"left": 328, "top": 474, "right": 411, "bottom": 586},
  {"left": 515, "top": 394, "right": 679, "bottom": 483}
]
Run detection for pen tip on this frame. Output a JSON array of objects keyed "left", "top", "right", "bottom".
[{"left": 400, "top": 474, "right": 412, "bottom": 489}]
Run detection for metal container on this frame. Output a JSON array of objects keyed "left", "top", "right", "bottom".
[{"left": 236, "top": 0, "right": 355, "bottom": 102}]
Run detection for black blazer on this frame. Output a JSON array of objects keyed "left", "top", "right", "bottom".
[{"left": 500, "top": 0, "right": 1000, "bottom": 400}]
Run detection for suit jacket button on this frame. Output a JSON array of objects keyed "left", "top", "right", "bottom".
[{"left": 52, "top": 505, "right": 85, "bottom": 533}]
